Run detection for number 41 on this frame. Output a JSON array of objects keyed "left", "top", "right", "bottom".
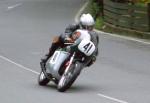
[{"left": 83, "top": 43, "right": 93, "bottom": 53}]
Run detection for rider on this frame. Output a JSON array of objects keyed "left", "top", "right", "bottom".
[{"left": 40, "top": 13, "right": 99, "bottom": 67}]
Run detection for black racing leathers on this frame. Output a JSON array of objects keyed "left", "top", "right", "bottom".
[
  {"left": 41, "top": 23, "right": 99, "bottom": 67},
  {"left": 61, "top": 23, "right": 99, "bottom": 55},
  {"left": 60, "top": 23, "right": 80, "bottom": 43}
]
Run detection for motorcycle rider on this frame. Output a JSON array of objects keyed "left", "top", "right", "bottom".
[{"left": 40, "top": 13, "right": 99, "bottom": 67}]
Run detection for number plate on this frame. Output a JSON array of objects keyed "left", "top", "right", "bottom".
[
  {"left": 50, "top": 51, "right": 60, "bottom": 64},
  {"left": 78, "top": 39, "right": 95, "bottom": 56}
]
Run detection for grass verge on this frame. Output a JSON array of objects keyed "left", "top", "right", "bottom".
[{"left": 83, "top": 0, "right": 150, "bottom": 40}]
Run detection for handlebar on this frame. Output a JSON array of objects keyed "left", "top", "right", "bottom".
[{"left": 64, "top": 43, "right": 74, "bottom": 45}]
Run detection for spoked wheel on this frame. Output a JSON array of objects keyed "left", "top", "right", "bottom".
[
  {"left": 57, "top": 73, "right": 75, "bottom": 92},
  {"left": 57, "top": 62, "right": 82, "bottom": 92},
  {"left": 38, "top": 71, "right": 50, "bottom": 86}
]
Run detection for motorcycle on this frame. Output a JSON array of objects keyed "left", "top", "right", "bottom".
[{"left": 38, "top": 29, "right": 96, "bottom": 92}]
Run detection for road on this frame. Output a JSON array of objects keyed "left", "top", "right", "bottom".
[{"left": 0, "top": 0, "right": 150, "bottom": 103}]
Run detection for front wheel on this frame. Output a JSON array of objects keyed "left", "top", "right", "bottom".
[
  {"left": 38, "top": 71, "right": 50, "bottom": 86},
  {"left": 57, "top": 62, "right": 83, "bottom": 92}
]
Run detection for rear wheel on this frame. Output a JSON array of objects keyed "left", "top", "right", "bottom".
[{"left": 38, "top": 71, "right": 50, "bottom": 86}]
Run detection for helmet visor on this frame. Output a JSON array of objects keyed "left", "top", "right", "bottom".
[{"left": 87, "top": 25, "right": 94, "bottom": 31}]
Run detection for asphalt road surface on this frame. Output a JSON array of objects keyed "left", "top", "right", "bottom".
[{"left": 0, "top": 0, "right": 150, "bottom": 103}]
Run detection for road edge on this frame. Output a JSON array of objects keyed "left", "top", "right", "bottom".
[{"left": 75, "top": 1, "right": 150, "bottom": 45}]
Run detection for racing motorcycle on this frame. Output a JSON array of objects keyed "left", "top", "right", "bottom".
[{"left": 38, "top": 29, "right": 96, "bottom": 92}]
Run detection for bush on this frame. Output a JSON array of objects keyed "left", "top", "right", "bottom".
[
  {"left": 84, "top": 0, "right": 104, "bottom": 29},
  {"left": 88, "top": 0, "right": 101, "bottom": 19},
  {"left": 128, "top": 0, "right": 150, "bottom": 4},
  {"left": 95, "top": 17, "right": 104, "bottom": 30},
  {"left": 111, "top": 0, "right": 150, "bottom": 4},
  {"left": 138, "top": 0, "right": 150, "bottom": 4}
]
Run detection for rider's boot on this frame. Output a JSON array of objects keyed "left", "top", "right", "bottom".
[{"left": 40, "top": 43, "right": 59, "bottom": 67}]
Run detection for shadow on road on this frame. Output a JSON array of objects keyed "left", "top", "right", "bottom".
[
  {"left": 39, "top": 83, "right": 98, "bottom": 93},
  {"left": 67, "top": 85, "right": 96, "bottom": 93}
]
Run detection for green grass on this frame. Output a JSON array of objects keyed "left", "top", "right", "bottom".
[
  {"left": 83, "top": 0, "right": 104, "bottom": 30},
  {"left": 94, "top": 17, "right": 104, "bottom": 30},
  {"left": 103, "top": 24, "right": 150, "bottom": 40},
  {"left": 83, "top": 0, "right": 150, "bottom": 40}
]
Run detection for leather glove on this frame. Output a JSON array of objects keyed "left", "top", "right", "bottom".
[
  {"left": 87, "top": 56, "right": 96, "bottom": 67},
  {"left": 64, "top": 37, "right": 74, "bottom": 43}
]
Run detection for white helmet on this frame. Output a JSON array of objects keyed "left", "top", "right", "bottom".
[{"left": 80, "top": 13, "right": 95, "bottom": 30}]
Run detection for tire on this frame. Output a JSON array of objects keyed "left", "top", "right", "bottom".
[
  {"left": 57, "top": 62, "right": 82, "bottom": 92},
  {"left": 38, "top": 71, "right": 50, "bottom": 86}
]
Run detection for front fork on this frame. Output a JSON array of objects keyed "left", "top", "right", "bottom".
[{"left": 64, "top": 52, "right": 75, "bottom": 75}]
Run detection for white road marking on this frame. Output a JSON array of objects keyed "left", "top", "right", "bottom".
[
  {"left": 98, "top": 93, "right": 129, "bottom": 103},
  {"left": 76, "top": 2, "right": 148, "bottom": 102},
  {"left": 75, "top": 1, "right": 89, "bottom": 23},
  {"left": 95, "top": 29, "right": 150, "bottom": 45},
  {"left": 0, "top": 55, "right": 39, "bottom": 75},
  {"left": 0, "top": 55, "right": 129, "bottom": 103},
  {"left": 7, "top": 3, "right": 22, "bottom": 10}
]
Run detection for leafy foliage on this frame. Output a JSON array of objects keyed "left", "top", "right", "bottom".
[
  {"left": 138, "top": 0, "right": 150, "bottom": 4},
  {"left": 87, "top": 0, "right": 104, "bottom": 29},
  {"left": 110, "top": 0, "right": 150, "bottom": 4}
]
